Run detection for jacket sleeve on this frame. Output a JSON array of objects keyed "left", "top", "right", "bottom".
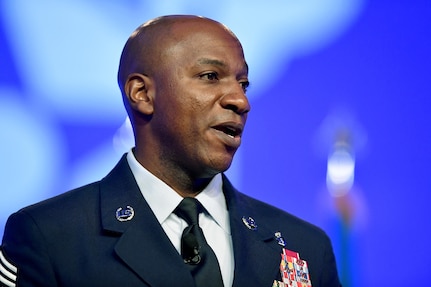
[
  {"left": 1, "top": 210, "right": 58, "bottom": 287},
  {"left": 319, "top": 233, "right": 342, "bottom": 287}
]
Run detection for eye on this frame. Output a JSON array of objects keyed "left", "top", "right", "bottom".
[
  {"left": 199, "top": 72, "right": 219, "bottom": 81},
  {"left": 240, "top": 80, "right": 250, "bottom": 93}
]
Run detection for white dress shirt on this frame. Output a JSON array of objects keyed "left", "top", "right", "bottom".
[{"left": 127, "top": 151, "right": 234, "bottom": 286}]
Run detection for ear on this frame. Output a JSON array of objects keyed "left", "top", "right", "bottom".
[{"left": 124, "top": 73, "right": 154, "bottom": 115}]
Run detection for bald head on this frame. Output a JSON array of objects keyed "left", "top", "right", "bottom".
[{"left": 117, "top": 15, "right": 240, "bottom": 97}]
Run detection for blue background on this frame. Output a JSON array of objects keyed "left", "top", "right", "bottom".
[{"left": 1, "top": 1, "right": 430, "bottom": 286}]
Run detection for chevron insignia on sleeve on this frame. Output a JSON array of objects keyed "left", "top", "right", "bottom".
[{"left": 0, "top": 249, "right": 17, "bottom": 287}]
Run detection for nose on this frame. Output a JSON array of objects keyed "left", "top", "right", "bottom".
[{"left": 220, "top": 86, "right": 251, "bottom": 115}]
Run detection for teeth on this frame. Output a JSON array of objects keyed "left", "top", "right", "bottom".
[
  {"left": 214, "top": 125, "right": 241, "bottom": 138},
  {"left": 224, "top": 127, "right": 236, "bottom": 137}
]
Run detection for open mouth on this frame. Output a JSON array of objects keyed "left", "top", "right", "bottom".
[{"left": 213, "top": 124, "right": 243, "bottom": 139}]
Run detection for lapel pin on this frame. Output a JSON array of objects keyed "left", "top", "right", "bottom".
[
  {"left": 116, "top": 205, "right": 135, "bottom": 222},
  {"left": 242, "top": 216, "right": 258, "bottom": 230},
  {"left": 274, "top": 231, "right": 286, "bottom": 247}
]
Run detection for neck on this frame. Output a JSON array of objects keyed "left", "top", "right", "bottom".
[
  {"left": 132, "top": 147, "right": 215, "bottom": 197},
  {"left": 173, "top": 177, "right": 213, "bottom": 198}
]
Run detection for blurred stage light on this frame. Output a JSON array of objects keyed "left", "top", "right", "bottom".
[{"left": 327, "top": 143, "right": 355, "bottom": 197}]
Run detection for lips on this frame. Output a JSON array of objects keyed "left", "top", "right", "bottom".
[
  {"left": 211, "top": 122, "right": 244, "bottom": 148},
  {"left": 214, "top": 125, "right": 241, "bottom": 137}
]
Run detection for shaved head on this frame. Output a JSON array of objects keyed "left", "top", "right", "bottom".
[{"left": 117, "top": 15, "right": 239, "bottom": 100}]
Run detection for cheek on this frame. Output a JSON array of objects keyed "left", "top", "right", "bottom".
[{"left": 155, "top": 77, "right": 215, "bottom": 131}]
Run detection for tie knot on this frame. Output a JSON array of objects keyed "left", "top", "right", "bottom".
[{"left": 174, "top": 197, "right": 202, "bottom": 225}]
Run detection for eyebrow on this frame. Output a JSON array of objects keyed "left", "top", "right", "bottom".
[
  {"left": 197, "top": 58, "right": 249, "bottom": 74},
  {"left": 197, "top": 58, "right": 227, "bottom": 67}
]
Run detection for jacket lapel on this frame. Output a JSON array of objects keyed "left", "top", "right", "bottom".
[
  {"left": 113, "top": 207, "right": 194, "bottom": 286},
  {"left": 222, "top": 175, "right": 282, "bottom": 287},
  {"left": 99, "top": 155, "right": 194, "bottom": 286}
]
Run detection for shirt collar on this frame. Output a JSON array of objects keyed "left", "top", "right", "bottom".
[{"left": 126, "top": 150, "right": 230, "bottom": 234}]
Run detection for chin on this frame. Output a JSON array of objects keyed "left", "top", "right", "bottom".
[
  {"left": 196, "top": 150, "right": 236, "bottom": 176},
  {"left": 208, "top": 157, "right": 234, "bottom": 175}
]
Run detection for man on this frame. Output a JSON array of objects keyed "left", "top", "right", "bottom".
[{"left": 0, "top": 15, "right": 341, "bottom": 287}]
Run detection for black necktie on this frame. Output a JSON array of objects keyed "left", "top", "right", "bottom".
[{"left": 174, "top": 197, "right": 224, "bottom": 287}]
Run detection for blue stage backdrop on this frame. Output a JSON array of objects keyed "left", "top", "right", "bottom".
[{"left": 1, "top": 1, "right": 430, "bottom": 286}]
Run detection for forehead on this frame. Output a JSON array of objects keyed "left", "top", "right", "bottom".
[{"left": 159, "top": 19, "right": 247, "bottom": 72}]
